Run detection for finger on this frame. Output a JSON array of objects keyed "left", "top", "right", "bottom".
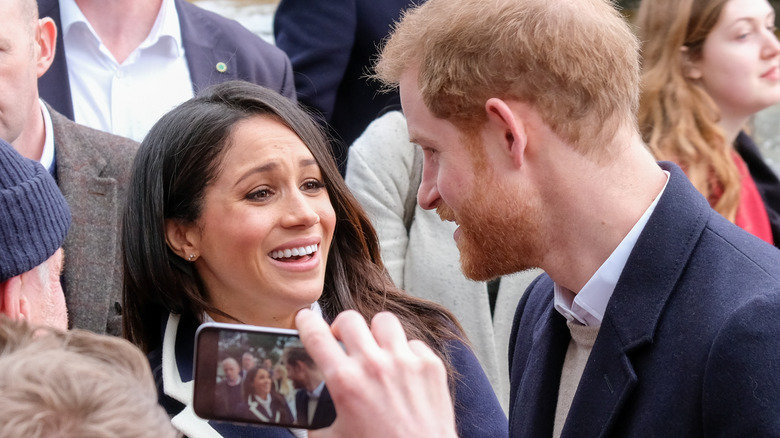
[
  {"left": 330, "top": 310, "right": 382, "bottom": 357},
  {"left": 296, "top": 308, "right": 348, "bottom": 370},
  {"left": 370, "top": 311, "right": 410, "bottom": 352},
  {"left": 408, "top": 339, "right": 443, "bottom": 365},
  {"left": 307, "top": 428, "right": 332, "bottom": 438}
]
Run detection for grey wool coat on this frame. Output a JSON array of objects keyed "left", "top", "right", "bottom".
[{"left": 49, "top": 104, "right": 139, "bottom": 335}]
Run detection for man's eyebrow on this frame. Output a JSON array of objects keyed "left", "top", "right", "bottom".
[{"left": 408, "top": 134, "right": 431, "bottom": 147}]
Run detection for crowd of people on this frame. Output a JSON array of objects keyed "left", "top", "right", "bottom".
[
  {"left": 1, "top": 0, "right": 779, "bottom": 436},
  {"left": 214, "top": 346, "right": 332, "bottom": 429}
]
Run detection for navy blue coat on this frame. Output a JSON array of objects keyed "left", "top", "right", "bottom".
[
  {"left": 508, "top": 162, "right": 780, "bottom": 437},
  {"left": 37, "top": 0, "right": 296, "bottom": 121},
  {"left": 273, "top": 0, "right": 418, "bottom": 173},
  {"left": 293, "top": 385, "right": 335, "bottom": 429}
]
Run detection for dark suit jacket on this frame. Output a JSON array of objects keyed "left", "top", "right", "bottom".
[
  {"left": 507, "top": 162, "right": 780, "bottom": 437},
  {"left": 50, "top": 104, "right": 138, "bottom": 335},
  {"left": 37, "top": 0, "right": 295, "bottom": 121},
  {"left": 294, "top": 385, "right": 336, "bottom": 429},
  {"left": 274, "top": 0, "right": 418, "bottom": 172}
]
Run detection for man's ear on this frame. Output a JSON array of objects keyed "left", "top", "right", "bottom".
[
  {"left": 485, "top": 98, "right": 528, "bottom": 169},
  {"left": 164, "top": 219, "right": 201, "bottom": 261},
  {"left": 680, "top": 46, "right": 703, "bottom": 80},
  {"left": 35, "top": 17, "right": 57, "bottom": 78},
  {"left": 0, "top": 276, "right": 28, "bottom": 321}
]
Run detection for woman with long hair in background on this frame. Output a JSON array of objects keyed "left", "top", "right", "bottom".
[{"left": 637, "top": 0, "right": 780, "bottom": 246}]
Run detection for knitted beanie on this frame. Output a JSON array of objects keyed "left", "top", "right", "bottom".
[{"left": 0, "top": 139, "right": 71, "bottom": 282}]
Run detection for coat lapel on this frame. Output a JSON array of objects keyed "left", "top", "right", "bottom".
[
  {"left": 560, "top": 162, "right": 710, "bottom": 437},
  {"left": 510, "top": 302, "right": 570, "bottom": 437},
  {"left": 50, "top": 107, "right": 118, "bottom": 334},
  {"left": 176, "top": 0, "right": 237, "bottom": 93}
]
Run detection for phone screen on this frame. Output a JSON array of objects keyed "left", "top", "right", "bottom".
[{"left": 193, "top": 322, "right": 336, "bottom": 429}]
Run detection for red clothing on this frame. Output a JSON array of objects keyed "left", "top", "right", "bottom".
[{"left": 733, "top": 151, "right": 774, "bottom": 245}]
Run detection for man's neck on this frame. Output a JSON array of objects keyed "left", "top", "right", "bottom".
[
  {"left": 12, "top": 102, "right": 46, "bottom": 162},
  {"left": 74, "top": 0, "right": 163, "bottom": 64},
  {"left": 304, "top": 375, "right": 324, "bottom": 393},
  {"left": 535, "top": 132, "right": 667, "bottom": 293}
]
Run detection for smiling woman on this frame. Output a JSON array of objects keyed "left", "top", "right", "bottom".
[{"left": 121, "top": 81, "right": 508, "bottom": 438}]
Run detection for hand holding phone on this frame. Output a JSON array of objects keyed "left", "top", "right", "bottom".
[
  {"left": 295, "top": 309, "right": 458, "bottom": 438},
  {"left": 193, "top": 322, "right": 336, "bottom": 429}
]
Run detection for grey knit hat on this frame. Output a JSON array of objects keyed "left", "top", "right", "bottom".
[{"left": 0, "top": 139, "right": 71, "bottom": 282}]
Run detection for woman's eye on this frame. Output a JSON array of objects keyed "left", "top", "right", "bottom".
[
  {"left": 247, "top": 188, "right": 272, "bottom": 200},
  {"left": 301, "top": 179, "right": 325, "bottom": 192}
]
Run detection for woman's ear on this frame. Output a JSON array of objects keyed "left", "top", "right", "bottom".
[
  {"left": 165, "top": 219, "right": 201, "bottom": 262},
  {"left": 680, "top": 46, "right": 703, "bottom": 80}
]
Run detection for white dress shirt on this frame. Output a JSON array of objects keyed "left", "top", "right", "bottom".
[
  {"left": 39, "top": 100, "right": 55, "bottom": 174},
  {"left": 60, "top": 0, "right": 194, "bottom": 142},
  {"left": 554, "top": 171, "right": 670, "bottom": 326}
]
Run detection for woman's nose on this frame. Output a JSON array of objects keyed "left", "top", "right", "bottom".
[{"left": 280, "top": 190, "right": 320, "bottom": 228}]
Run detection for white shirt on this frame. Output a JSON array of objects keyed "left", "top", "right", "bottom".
[
  {"left": 553, "top": 171, "right": 670, "bottom": 326},
  {"left": 39, "top": 100, "right": 55, "bottom": 174},
  {"left": 60, "top": 0, "right": 194, "bottom": 142}
]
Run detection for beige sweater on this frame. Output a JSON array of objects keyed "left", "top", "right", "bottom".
[{"left": 553, "top": 321, "right": 600, "bottom": 437}]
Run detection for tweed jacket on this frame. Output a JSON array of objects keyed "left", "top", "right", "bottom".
[
  {"left": 508, "top": 162, "right": 780, "bottom": 437},
  {"left": 37, "top": 0, "right": 296, "bottom": 121},
  {"left": 345, "top": 111, "right": 538, "bottom": 412},
  {"left": 50, "top": 105, "right": 138, "bottom": 335}
]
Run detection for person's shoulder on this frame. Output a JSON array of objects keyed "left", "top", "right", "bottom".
[
  {"left": 443, "top": 338, "right": 509, "bottom": 438},
  {"left": 700, "top": 212, "right": 780, "bottom": 281},
  {"left": 49, "top": 106, "right": 138, "bottom": 151}
]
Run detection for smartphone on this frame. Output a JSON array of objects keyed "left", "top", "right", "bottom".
[{"left": 193, "top": 322, "right": 336, "bottom": 429}]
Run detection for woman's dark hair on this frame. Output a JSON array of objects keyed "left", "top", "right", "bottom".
[
  {"left": 243, "top": 366, "right": 268, "bottom": 398},
  {"left": 122, "top": 81, "right": 463, "bottom": 380}
]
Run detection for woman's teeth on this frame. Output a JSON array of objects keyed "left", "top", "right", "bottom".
[{"left": 271, "top": 244, "right": 318, "bottom": 260}]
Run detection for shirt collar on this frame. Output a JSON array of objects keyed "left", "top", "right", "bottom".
[
  {"left": 59, "top": 0, "right": 183, "bottom": 58},
  {"left": 39, "top": 100, "right": 55, "bottom": 174},
  {"left": 58, "top": 0, "right": 88, "bottom": 40},
  {"left": 308, "top": 379, "right": 326, "bottom": 398},
  {"left": 553, "top": 170, "right": 670, "bottom": 326}
]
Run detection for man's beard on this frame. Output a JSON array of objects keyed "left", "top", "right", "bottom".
[{"left": 437, "top": 178, "right": 544, "bottom": 281}]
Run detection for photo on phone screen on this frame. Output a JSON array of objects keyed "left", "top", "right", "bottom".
[{"left": 193, "top": 322, "right": 336, "bottom": 429}]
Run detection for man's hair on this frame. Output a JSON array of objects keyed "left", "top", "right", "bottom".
[
  {"left": 375, "top": 0, "right": 640, "bottom": 155},
  {"left": 0, "top": 318, "right": 179, "bottom": 438},
  {"left": 223, "top": 356, "right": 240, "bottom": 368},
  {"left": 282, "top": 345, "right": 315, "bottom": 369}
]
